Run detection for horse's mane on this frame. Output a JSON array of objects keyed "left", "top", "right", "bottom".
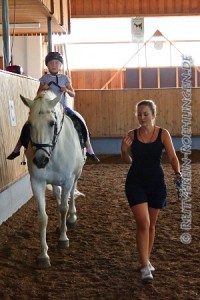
[
  {"left": 35, "top": 90, "right": 57, "bottom": 101},
  {"left": 31, "top": 91, "right": 59, "bottom": 115}
]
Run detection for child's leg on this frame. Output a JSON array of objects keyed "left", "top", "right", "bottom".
[
  {"left": 85, "top": 138, "right": 95, "bottom": 155},
  {"left": 13, "top": 138, "right": 22, "bottom": 153},
  {"left": 72, "top": 110, "right": 100, "bottom": 162},
  {"left": 7, "top": 138, "right": 22, "bottom": 159},
  {"left": 7, "top": 122, "right": 29, "bottom": 160}
]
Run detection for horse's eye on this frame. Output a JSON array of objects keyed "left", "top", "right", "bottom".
[{"left": 49, "top": 121, "right": 55, "bottom": 127}]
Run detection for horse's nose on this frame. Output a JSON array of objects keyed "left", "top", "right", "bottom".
[{"left": 33, "top": 155, "right": 49, "bottom": 168}]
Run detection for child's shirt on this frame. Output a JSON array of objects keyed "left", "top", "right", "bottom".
[{"left": 39, "top": 73, "right": 71, "bottom": 108}]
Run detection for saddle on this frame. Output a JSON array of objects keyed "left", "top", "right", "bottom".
[{"left": 64, "top": 108, "right": 87, "bottom": 149}]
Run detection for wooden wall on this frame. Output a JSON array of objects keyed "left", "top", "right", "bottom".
[
  {"left": 71, "top": 0, "right": 200, "bottom": 17},
  {"left": 71, "top": 67, "right": 200, "bottom": 90},
  {"left": 0, "top": 74, "right": 198, "bottom": 197},
  {"left": 74, "top": 88, "right": 199, "bottom": 137},
  {"left": 71, "top": 69, "right": 125, "bottom": 89},
  {"left": 0, "top": 71, "right": 39, "bottom": 192},
  {"left": 0, "top": 71, "right": 75, "bottom": 193}
]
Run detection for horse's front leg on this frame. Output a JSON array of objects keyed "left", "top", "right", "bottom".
[
  {"left": 58, "top": 180, "right": 74, "bottom": 248},
  {"left": 31, "top": 179, "right": 50, "bottom": 267},
  {"left": 67, "top": 181, "right": 77, "bottom": 226},
  {"left": 52, "top": 185, "right": 62, "bottom": 232}
]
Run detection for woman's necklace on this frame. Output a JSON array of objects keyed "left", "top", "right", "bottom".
[{"left": 139, "top": 126, "right": 156, "bottom": 143}]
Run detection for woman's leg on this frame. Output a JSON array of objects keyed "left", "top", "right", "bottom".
[
  {"left": 131, "top": 202, "right": 154, "bottom": 281},
  {"left": 148, "top": 208, "right": 160, "bottom": 258},
  {"left": 131, "top": 202, "right": 150, "bottom": 268}
]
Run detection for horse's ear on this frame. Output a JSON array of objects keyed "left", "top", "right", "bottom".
[
  {"left": 49, "top": 93, "right": 63, "bottom": 109},
  {"left": 20, "top": 95, "right": 33, "bottom": 108}
]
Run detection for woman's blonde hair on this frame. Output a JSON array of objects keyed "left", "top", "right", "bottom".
[{"left": 136, "top": 100, "right": 157, "bottom": 116}]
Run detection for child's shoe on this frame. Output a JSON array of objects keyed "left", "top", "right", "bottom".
[
  {"left": 7, "top": 151, "right": 20, "bottom": 160},
  {"left": 86, "top": 153, "right": 100, "bottom": 163}
]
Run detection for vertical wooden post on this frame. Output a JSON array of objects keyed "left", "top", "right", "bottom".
[
  {"left": 2, "top": 0, "right": 10, "bottom": 67},
  {"left": 194, "top": 67, "right": 197, "bottom": 88},
  {"left": 157, "top": 67, "right": 160, "bottom": 89},
  {"left": 47, "top": 17, "right": 52, "bottom": 52},
  {"left": 139, "top": 68, "right": 142, "bottom": 89},
  {"left": 176, "top": 67, "right": 179, "bottom": 88}
]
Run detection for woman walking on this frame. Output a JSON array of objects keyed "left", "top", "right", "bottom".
[{"left": 121, "top": 100, "right": 181, "bottom": 282}]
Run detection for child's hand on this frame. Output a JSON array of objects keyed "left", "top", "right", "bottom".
[
  {"left": 41, "top": 83, "right": 49, "bottom": 90},
  {"left": 60, "top": 87, "right": 68, "bottom": 93}
]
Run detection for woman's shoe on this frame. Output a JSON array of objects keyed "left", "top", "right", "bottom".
[
  {"left": 148, "top": 261, "right": 155, "bottom": 272},
  {"left": 7, "top": 151, "right": 20, "bottom": 160},
  {"left": 140, "top": 266, "right": 153, "bottom": 282},
  {"left": 140, "top": 261, "right": 155, "bottom": 272}
]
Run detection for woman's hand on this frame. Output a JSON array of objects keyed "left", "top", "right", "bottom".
[
  {"left": 121, "top": 135, "right": 133, "bottom": 164},
  {"left": 173, "top": 173, "right": 183, "bottom": 198},
  {"left": 121, "top": 136, "right": 132, "bottom": 153}
]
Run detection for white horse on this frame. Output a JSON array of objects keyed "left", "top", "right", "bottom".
[{"left": 20, "top": 91, "right": 86, "bottom": 267}]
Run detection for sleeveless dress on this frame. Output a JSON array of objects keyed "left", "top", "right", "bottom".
[{"left": 125, "top": 128, "right": 167, "bottom": 209}]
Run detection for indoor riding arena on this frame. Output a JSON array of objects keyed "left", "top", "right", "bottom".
[
  {"left": 0, "top": 1, "right": 200, "bottom": 300},
  {"left": 0, "top": 154, "right": 199, "bottom": 299}
]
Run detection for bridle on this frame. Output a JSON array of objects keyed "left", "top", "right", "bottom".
[
  {"left": 30, "top": 80, "right": 65, "bottom": 158},
  {"left": 30, "top": 108, "right": 65, "bottom": 159}
]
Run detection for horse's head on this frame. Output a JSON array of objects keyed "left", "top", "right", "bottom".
[{"left": 20, "top": 91, "right": 64, "bottom": 168}]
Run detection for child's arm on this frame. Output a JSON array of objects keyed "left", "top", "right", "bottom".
[
  {"left": 60, "top": 83, "right": 75, "bottom": 98},
  {"left": 37, "top": 82, "right": 49, "bottom": 94}
]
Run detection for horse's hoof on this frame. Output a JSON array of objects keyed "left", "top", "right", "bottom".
[
  {"left": 58, "top": 239, "right": 69, "bottom": 248},
  {"left": 67, "top": 220, "right": 77, "bottom": 229},
  {"left": 37, "top": 257, "right": 51, "bottom": 268}
]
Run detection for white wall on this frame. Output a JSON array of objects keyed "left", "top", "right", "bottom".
[
  {"left": 0, "top": 35, "right": 43, "bottom": 79},
  {"left": 0, "top": 35, "right": 42, "bottom": 225},
  {"left": 26, "top": 36, "right": 43, "bottom": 79},
  {"left": 0, "top": 175, "right": 33, "bottom": 225}
]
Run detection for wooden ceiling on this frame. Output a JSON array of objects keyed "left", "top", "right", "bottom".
[
  {"left": 0, "top": 0, "right": 199, "bottom": 37},
  {"left": 0, "top": 0, "right": 70, "bottom": 36},
  {"left": 71, "top": 0, "right": 200, "bottom": 18}
]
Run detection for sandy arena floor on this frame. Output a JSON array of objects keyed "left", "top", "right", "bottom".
[{"left": 0, "top": 153, "right": 199, "bottom": 300}]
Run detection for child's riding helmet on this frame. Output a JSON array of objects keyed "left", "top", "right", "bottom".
[{"left": 45, "top": 52, "right": 63, "bottom": 66}]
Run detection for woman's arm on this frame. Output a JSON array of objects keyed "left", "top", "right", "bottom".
[
  {"left": 121, "top": 130, "right": 134, "bottom": 164},
  {"left": 162, "top": 129, "right": 181, "bottom": 175}
]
